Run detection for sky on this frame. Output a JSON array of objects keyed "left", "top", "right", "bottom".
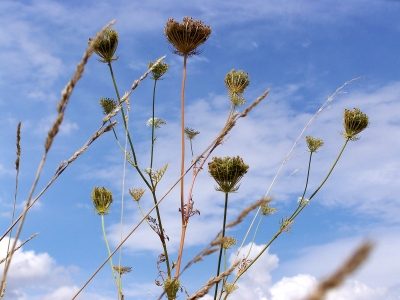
[{"left": 0, "top": 0, "right": 400, "bottom": 299}]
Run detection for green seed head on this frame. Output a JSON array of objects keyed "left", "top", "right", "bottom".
[
  {"left": 99, "top": 97, "right": 117, "bottom": 115},
  {"left": 163, "top": 278, "right": 181, "bottom": 300},
  {"left": 208, "top": 156, "right": 249, "bottom": 193},
  {"left": 341, "top": 108, "right": 369, "bottom": 141},
  {"left": 225, "top": 69, "right": 250, "bottom": 107},
  {"left": 222, "top": 236, "right": 238, "bottom": 249},
  {"left": 148, "top": 60, "right": 169, "bottom": 80},
  {"left": 260, "top": 203, "right": 278, "bottom": 216},
  {"left": 89, "top": 29, "right": 119, "bottom": 63},
  {"left": 306, "top": 136, "right": 324, "bottom": 153},
  {"left": 91, "top": 186, "right": 113, "bottom": 215}
]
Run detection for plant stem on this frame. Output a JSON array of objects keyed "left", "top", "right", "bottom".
[
  {"left": 233, "top": 138, "right": 350, "bottom": 285},
  {"left": 107, "top": 63, "right": 171, "bottom": 278},
  {"left": 180, "top": 55, "right": 187, "bottom": 225},
  {"left": 214, "top": 193, "right": 229, "bottom": 300},
  {"left": 150, "top": 80, "right": 158, "bottom": 172},
  {"left": 107, "top": 63, "right": 150, "bottom": 188},
  {"left": 101, "top": 214, "right": 120, "bottom": 292}
]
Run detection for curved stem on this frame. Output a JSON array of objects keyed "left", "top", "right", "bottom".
[
  {"left": 214, "top": 193, "right": 229, "bottom": 300},
  {"left": 233, "top": 138, "right": 350, "bottom": 284}
]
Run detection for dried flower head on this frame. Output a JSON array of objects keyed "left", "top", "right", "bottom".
[
  {"left": 129, "top": 188, "right": 146, "bottom": 201},
  {"left": 163, "top": 278, "right": 181, "bottom": 300},
  {"left": 341, "top": 108, "right": 369, "bottom": 141},
  {"left": 148, "top": 60, "right": 169, "bottom": 80},
  {"left": 88, "top": 29, "right": 119, "bottom": 63},
  {"left": 221, "top": 236, "right": 238, "bottom": 249},
  {"left": 261, "top": 203, "right": 278, "bottom": 216},
  {"left": 225, "top": 69, "right": 250, "bottom": 106},
  {"left": 146, "top": 118, "right": 166, "bottom": 129},
  {"left": 208, "top": 156, "right": 249, "bottom": 193},
  {"left": 306, "top": 136, "right": 324, "bottom": 153},
  {"left": 184, "top": 127, "right": 200, "bottom": 140},
  {"left": 164, "top": 17, "right": 211, "bottom": 57},
  {"left": 113, "top": 266, "right": 132, "bottom": 275},
  {"left": 224, "top": 282, "right": 239, "bottom": 295},
  {"left": 91, "top": 186, "right": 113, "bottom": 215},
  {"left": 99, "top": 97, "right": 117, "bottom": 115}
]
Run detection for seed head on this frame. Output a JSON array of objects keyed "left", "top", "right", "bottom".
[
  {"left": 341, "top": 108, "right": 369, "bottom": 141},
  {"left": 91, "top": 186, "right": 113, "bottom": 215},
  {"left": 146, "top": 118, "right": 166, "bottom": 129},
  {"left": 148, "top": 60, "right": 169, "bottom": 80},
  {"left": 163, "top": 278, "right": 181, "bottom": 300},
  {"left": 88, "top": 29, "right": 119, "bottom": 63},
  {"left": 164, "top": 17, "right": 211, "bottom": 57},
  {"left": 224, "top": 282, "right": 239, "bottom": 295},
  {"left": 225, "top": 69, "right": 250, "bottom": 107},
  {"left": 99, "top": 97, "right": 117, "bottom": 115},
  {"left": 184, "top": 127, "right": 200, "bottom": 140},
  {"left": 221, "top": 236, "right": 238, "bottom": 249},
  {"left": 306, "top": 136, "right": 324, "bottom": 153},
  {"left": 208, "top": 156, "right": 249, "bottom": 193},
  {"left": 113, "top": 266, "right": 132, "bottom": 275},
  {"left": 260, "top": 203, "right": 278, "bottom": 216},
  {"left": 129, "top": 188, "right": 146, "bottom": 202}
]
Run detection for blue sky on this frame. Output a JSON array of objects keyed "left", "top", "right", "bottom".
[{"left": 1, "top": 0, "right": 400, "bottom": 299}]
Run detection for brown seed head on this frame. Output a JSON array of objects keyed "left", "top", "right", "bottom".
[
  {"left": 129, "top": 187, "right": 146, "bottom": 201},
  {"left": 164, "top": 17, "right": 211, "bottom": 57}
]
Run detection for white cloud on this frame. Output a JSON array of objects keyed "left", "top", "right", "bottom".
[
  {"left": 0, "top": 237, "right": 73, "bottom": 298},
  {"left": 0, "top": 237, "right": 116, "bottom": 300}
]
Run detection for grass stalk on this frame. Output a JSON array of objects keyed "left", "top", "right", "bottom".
[
  {"left": 0, "top": 21, "right": 116, "bottom": 289},
  {"left": 214, "top": 193, "right": 229, "bottom": 299}
]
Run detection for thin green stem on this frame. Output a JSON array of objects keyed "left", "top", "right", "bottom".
[
  {"left": 214, "top": 193, "right": 229, "bottom": 300},
  {"left": 180, "top": 55, "right": 187, "bottom": 225},
  {"left": 107, "top": 63, "right": 151, "bottom": 190},
  {"left": 101, "top": 214, "right": 120, "bottom": 292},
  {"left": 150, "top": 80, "right": 158, "bottom": 171},
  {"left": 233, "top": 138, "right": 350, "bottom": 285},
  {"left": 289, "top": 152, "right": 313, "bottom": 221},
  {"left": 107, "top": 63, "right": 171, "bottom": 278}
]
